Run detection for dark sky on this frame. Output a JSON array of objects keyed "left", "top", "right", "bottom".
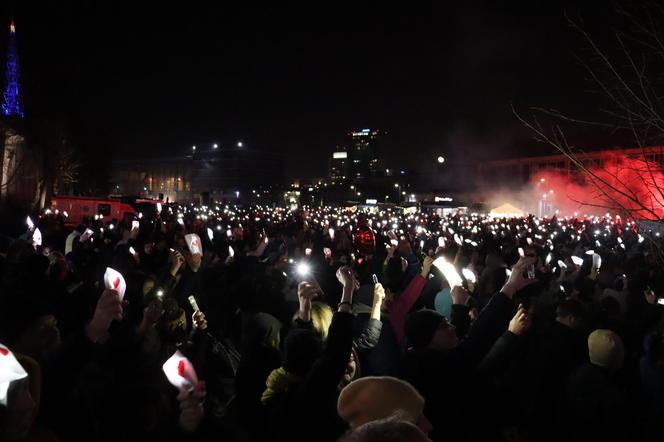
[{"left": 0, "top": 1, "right": 616, "bottom": 179}]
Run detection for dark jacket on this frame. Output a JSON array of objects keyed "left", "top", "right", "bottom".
[
  {"left": 402, "top": 292, "right": 514, "bottom": 442},
  {"left": 562, "top": 363, "right": 630, "bottom": 442},
  {"left": 265, "top": 312, "right": 354, "bottom": 442}
]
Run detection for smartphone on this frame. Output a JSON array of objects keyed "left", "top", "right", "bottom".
[
  {"left": 155, "top": 289, "right": 165, "bottom": 301},
  {"left": 658, "top": 298, "right": 664, "bottom": 306},
  {"left": 188, "top": 295, "right": 200, "bottom": 311}
]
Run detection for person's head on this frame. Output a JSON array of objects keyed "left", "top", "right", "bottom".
[
  {"left": 556, "top": 299, "right": 584, "bottom": 329},
  {"left": 0, "top": 296, "right": 60, "bottom": 359},
  {"left": 339, "top": 415, "right": 431, "bottom": 442},
  {"left": 283, "top": 329, "right": 323, "bottom": 377},
  {"left": 157, "top": 298, "right": 188, "bottom": 343},
  {"left": 384, "top": 257, "right": 408, "bottom": 294},
  {"left": 337, "top": 377, "right": 430, "bottom": 434},
  {"left": 243, "top": 312, "right": 282, "bottom": 351},
  {"left": 46, "top": 251, "right": 69, "bottom": 282},
  {"left": 588, "top": 329, "right": 625, "bottom": 372},
  {"left": 340, "top": 347, "right": 359, "bottom": 387},
  {"left": 310, "top": 302, "right": 333, "bottom": 340},
  {"left": 405, "top": 309, "right": 458, "bottom": 351}
]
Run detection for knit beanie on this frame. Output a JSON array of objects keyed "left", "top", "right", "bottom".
[
  {"left": 337, "top": 376, "right": 424, "bottom": 428},
  {"left": 405, "top": 309, "right": 445, "bottom": 349},
  {"left": 588, "top": 329, "right": 624, "bottom": 372}
]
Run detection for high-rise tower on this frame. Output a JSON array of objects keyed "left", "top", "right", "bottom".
[{"left": 2, "top": 20, "right": 25, "bottom": 118}]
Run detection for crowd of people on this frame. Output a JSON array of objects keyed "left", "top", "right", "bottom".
[{"left": 0, "top": 203, "right": 663, "bottom": 442}]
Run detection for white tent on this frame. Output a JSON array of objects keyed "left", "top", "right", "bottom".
[{"left": 489, "top": 203, "right": 525, "bottom": 218}]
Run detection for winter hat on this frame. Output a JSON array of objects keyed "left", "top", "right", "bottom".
[
  {"left": 405, "top": 309, "right": 445, "bottom": 349},
  {"left": 434, "top": 288, "right": 452, "bottom": 319},
  {"left": 337, "top": 376, "right": 424, "bottom": 428},
  {"left": 588, "top": 329, "right": 625, "bottom": 372},
  {"left": 283, "top": 328, "right": 323, "bottom": 377}
]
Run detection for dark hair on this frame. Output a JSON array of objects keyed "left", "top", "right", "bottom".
[
  {"left": 556, "top": 299, "right": 585, "bottom": 319},
  {"left": 283, "top": 328, "right": 323, "bottom": 377}
]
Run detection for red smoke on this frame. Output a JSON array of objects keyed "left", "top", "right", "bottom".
[{"left": 532, "top": 154, "right": 664, "bottom": 220}]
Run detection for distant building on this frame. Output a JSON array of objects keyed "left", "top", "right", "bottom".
[
  {"left": 329, "top": 146, "right": 349, "bottom": 183},
  {"left": 348, "top": 128, "right": 381, "bottom": 181},
  {"left": 478, "top": 146, "right": 664, "bottom": 187},
  {"left": 328, "top": 128, "right": 383, "bottom": 184},
  {"left": 111, "top": 143, "right": 285, "bottom": 203}
]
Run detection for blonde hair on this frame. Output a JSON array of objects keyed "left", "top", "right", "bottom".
[{"left": 311, "top": 302, "right": 333, "bottom": 340}]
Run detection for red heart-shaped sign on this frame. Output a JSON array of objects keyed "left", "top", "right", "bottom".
[
  {"left": 113, "top": 277, "right": 121, "bottom": 289},
  {"left": 177, "top": 360, "right": 185, "bottom": 377},
  {"left": 0, "top": 347, "right": 8, "bottom": 356}
]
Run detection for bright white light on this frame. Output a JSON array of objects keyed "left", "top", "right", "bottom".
[
  {"left": 462, "top": 268, "right": 476, "bottom": 283},
  {"left": 192, "top": 145, "right": 196, "bottom": 151},
  {"left": 296, "top": 262, "right": 310, "bottom": 276},
  {"left": 437, "top": 156, "right": 445, "bottom": 164},
  {"left": 237, "top": 141, "right": 243, "bottom": 147},
  {"left": 571, "top": 256, "right": 584, "bottom": 266},
  {"left": 432, "top": 257, "right": 463, "bottom": 287},
  {"left": 213, "top": 143, "right": 218, "bottom": 149}
]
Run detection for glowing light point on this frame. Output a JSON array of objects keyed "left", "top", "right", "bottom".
[{"left": 437, "top": 156, "right": 445, "bottom": 164}]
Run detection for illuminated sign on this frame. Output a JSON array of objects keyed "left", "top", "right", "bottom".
[
  {"left": 434, "top": 197, "right": 454, "bottom": 202},
  {"left": 365, "top": 199, "right": 378, "bottom": 205},
  {"left": 333, "top": 152, "right": 348, "bottom": 159}
]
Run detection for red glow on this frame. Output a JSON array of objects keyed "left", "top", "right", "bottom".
[{"left": 533, "top": 154, "right": 664, "bottom": 220}]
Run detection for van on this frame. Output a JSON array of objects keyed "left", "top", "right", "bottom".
[{"left": 51, "top": 196, "right": 136, "bottom": 227}]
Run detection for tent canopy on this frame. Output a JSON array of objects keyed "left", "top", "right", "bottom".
[{"left": 489, "top": 203, "right": 525, "bottom": 218}]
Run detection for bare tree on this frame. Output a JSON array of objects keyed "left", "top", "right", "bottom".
[{"left": 514, "top": 3, "right": 664, "bottom": 222}]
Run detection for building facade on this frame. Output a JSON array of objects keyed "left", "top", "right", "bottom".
[
  {"left": 111, "top": 145, "right": 285, "bottom": 203},
  {"left": 328, "top": 128, "right": 382, "bottom": 184},
  {"left": 478, "top": 146, "right": 664, "bottom": 186}
]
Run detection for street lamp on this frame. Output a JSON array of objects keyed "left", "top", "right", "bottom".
[
  {"left": 437, "top": 156, "right": 445, "bottom": 164},
  {"left": 192, "top": 145, "right": 196, "bottom": 151},
  {"left": 237, "top": 141, "right": 243, "bottom": 148},
  {"left": 213, "top": 143, "right": 218, "bottom": 149}
]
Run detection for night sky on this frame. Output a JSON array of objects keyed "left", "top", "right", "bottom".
[{"left": 1, "top": 1, "right": 617, "bottom": 179}]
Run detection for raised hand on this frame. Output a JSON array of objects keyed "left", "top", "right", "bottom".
[
  {"left": 169, "top": 250, "right": 186, "bottom": 276},
  {"left": 508, "top": 304, "right": 529, "bottom": 336},
  {"left": 86, "top": 289, "right": 123, "bottom": 343},
  {"left": 336, "top": 266, "right": 355, "bottom": 289},
  {"left": 177, "top": 383, "right": 206, "bottom": 432},
  {"left": 421, "top": 256, "right": 434, "bottom": 278},
  {"left": 451, "top": 285, "right": 470, "bottom": 306},
  {"left": 501, "top": 256, "right": 538, "bottom": 299},
  {"left": 192, "top": 310, "right": 208, "bottom": 331}
]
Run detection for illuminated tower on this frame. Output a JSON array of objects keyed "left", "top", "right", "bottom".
[
  {"left": 348, "top": 128, "right": 381, "bottom": 181},
  {"left": 2, "top": 20, "right": 25, "bottom": 118}
]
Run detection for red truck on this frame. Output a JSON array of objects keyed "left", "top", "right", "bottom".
[{"left": 50, "top": 196, "right": 136, "bottom": 227}]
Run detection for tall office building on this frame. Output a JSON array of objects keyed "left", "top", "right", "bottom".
[
  {"left": 329, "top": 146, "right": 349, "bottom": 183},
  {"left": 349, "top": 128, "right": 380, "bottom": 181}
]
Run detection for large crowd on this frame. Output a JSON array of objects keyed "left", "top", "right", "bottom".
[{"left": 0, "top": 203, "right": 663, "bottom": 442}]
